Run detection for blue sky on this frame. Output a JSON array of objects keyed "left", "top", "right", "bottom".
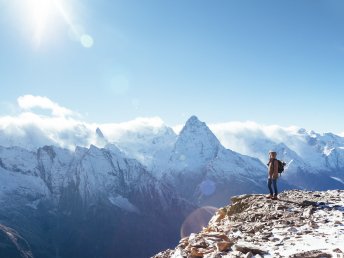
[{"left": 1, "top": 0, "right": 344, "bottom": 133}]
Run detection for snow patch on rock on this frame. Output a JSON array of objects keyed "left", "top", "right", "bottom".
[{"left": 108, "top": 196, "right": 140, "bottom": 213}]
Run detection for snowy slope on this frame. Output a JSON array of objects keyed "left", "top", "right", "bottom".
[
  {"left": 153, "top": 190, "right": 344, "bottom": 258},
  {"left": 213, "top": 125, "right": 344, "bottom": 172},
  {"left": 108, "top": 125, "right": 177, "bottom": 172},
  {"left": 162, "top": 116, "right": 278, "bottom": 207},
  {"left": 1, "top": 114, "right": 344, "bottom": 205},
  {"left": 0, "top": 142, "right": 191, "bottom": 213},
  {"left": 0, "top": 143, "right": 194, "bottom": 258},
  {"left": 168, "top": 116, "right": 222, "bottom": 171}
]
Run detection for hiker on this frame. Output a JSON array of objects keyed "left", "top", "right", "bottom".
[{"left": 267, "top": 151, "right": 279, "bottom": 200}]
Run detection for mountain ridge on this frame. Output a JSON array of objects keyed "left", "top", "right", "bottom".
[
  {"left": 1, "top": 115, "right": 344, "bottom": 257},
  {"left": 153, "top": 190, "right": 344, "bottom": 258},
  {"left": 0, "top": 143, "right": 194, "bottom": 258}
]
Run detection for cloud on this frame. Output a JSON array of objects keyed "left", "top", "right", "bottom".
[
  {"left": 208, "top": 121, "right": 303, "bottom": 157},
  {"left": 99, "top": 117, "right": 167, "bottom": 141},
  {"left": 172, "top": 124, "right": 184, "bottom": 134},
  {"left": 3, "top": 95, "right": 338, "bottom": 161},
  {"left": 0, "top": 95, "right": 169, "bottom": 150},
  {"left": 1, "top": 95, "right": 96, "bottom": 149},
  {"left": 209, "top": 121, "right": 301, "bottom": 143},
  {"left": 17, "top": 95, "right": 76, "bottom": 117},
  {"left": 0, "top": 110, "right": 92, "bottom": 150}
]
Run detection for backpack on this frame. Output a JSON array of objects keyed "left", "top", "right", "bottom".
[{"left": 277, "top": 160, "right": 286, "bottom": 175}]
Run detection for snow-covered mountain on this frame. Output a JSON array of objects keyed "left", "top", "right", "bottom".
[
  {"left": 160, "top": 116, "right": 292, "bottom": 207},
  {"left": 211, "top": 125, "right": 344, "bottom": 190},
  {"left": 1, "top": 114, "right": 344, "bottom": 257},
  {"left": 2, "top": 111, "right": 344, "bottom": 190},
  {"left": 106, "top": 124, "right": 177, "bottom": 172},
  {"left": 97, "top": 117, "right": 344, "bottom": 193},
  {"left": 212, "top": 124, "right": 344, "bottom": 172},
  {"left": 0, "top": 144, "right": 194, "bottom": 258}
]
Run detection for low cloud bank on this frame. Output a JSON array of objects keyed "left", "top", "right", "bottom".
[
  {"left": 209, "top": 121, "right": 303, "bottom": 155},
  {"left": 1, "top": 95, "right": 340, "bottom": 158},
  {"left": 0, "top": 95, "right": 169, "bottom": 150}
]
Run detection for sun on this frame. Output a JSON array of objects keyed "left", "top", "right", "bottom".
[
  {"left": 22, "top": 0, "right": 59, "bottom": 46},
  {"left": 6, "top": 0, "right": 93, "bottom": 48}
]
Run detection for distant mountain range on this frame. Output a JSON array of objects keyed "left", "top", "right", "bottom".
[{"left": 0, "top": 115, "right": 343, "bottom": 257}]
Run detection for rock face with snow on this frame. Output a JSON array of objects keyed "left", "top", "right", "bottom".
[
  {"left": 1, "top": 114, "right": 344, "bottom": 192},
  {"left": 1, "top": 115, "right": 344, "bottom": 257},
  {"left": 0, "top": 144, "right": 194, "bottom": 258},
  {"left": 0, "top": 224, "right": 34, "bottom": 258},
  {"left": 162, "top": 116, "right": 292, "bottom": 207},
  {"left": 214, "top": 126, "right": 344, "bottom": 191},
  {"left": 111, "top": 124, "right": 177, "bottom": 172},
  {"left": 153, "top": 190, "right": 344, "bottom": 258}
]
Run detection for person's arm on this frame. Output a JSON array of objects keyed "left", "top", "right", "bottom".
[
  {"left": 274, "top": 160, "right": 279, "bottom": 175},
  {"left": 268, "top": 160, "right": 273, "bottom": 178}
]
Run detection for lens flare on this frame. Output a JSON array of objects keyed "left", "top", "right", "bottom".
[
  {"left": 180, "top": 206, "right": 217, "bottom": 238},
  {"left": 80, "top": 34, "right": 94, "bottom": 48},
  {"left": 199, "top": 179, "right": 216, "bottom": 196}
]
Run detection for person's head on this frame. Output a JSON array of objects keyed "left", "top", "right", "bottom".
[{"left": 269, "top": 151, "right": 277, "bottom": 159}]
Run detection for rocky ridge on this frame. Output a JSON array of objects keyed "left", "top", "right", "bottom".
[
  {"left": 153, "top": 190, "right": 344, "bottom": 258},
  {"left": 0, "top": 144, "right": 194, "bottom": 258}
]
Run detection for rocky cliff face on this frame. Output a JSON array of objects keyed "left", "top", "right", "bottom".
[
  {"left": 162, "top": 116, "right": 287, "bottom": 207},
  {"left": 0, "top": 144, "right": 194, "bottom": 258},
  {"left": 153, "top": 190, "right": 344, "bottom": 258},
  {"left": 0, "top": 224, "right": 34, "bottom": 258}
]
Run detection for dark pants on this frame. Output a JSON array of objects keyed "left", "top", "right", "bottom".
[{"left": 268, "top": 178, "right": 278, "bottom": 196}]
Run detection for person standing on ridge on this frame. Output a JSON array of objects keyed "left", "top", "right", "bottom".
[{"left": 267, "top": 151, "right": 279, "bottom": 200}]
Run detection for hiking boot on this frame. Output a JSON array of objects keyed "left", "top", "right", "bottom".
[
  {"left": 266, "top": 194, "right": 273, "bottom": 199},
  {"left": 272, "top": 195, "right": 278, "bottom": 200}
]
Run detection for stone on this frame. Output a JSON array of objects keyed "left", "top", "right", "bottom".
[
  {"left": 333, "top": 248, "right": 343, "bottom": 253},
  {"left": 215, "top": 241, "right": 231, "bottom": 252},
  {"left": 244, "top": 252, "right": 253, "bottom": 258},
  {"left": 233, "top": 243, "right": 268, "bottom": 255},
  {"left": 203, "top": 252, "right": 223, "bottom": 258},
  {"left": 203, "top": 232, "right": 231, "bottom": 242},
  {"left": 229, "top": 250, "right": 244, "bottom": 257},
  {"left": 190, "top": 247, "right": 212, "bottom": 257},
  {"left": 301, "top": 200, "right": 318, "bottom": 207},
  {"left": 153, "top": 190, "right": 344, "bottom": 258},
  {"left": 289, "top": 249, "right": 332, "bottom": 258},
  {"left": 303, "top": 206, "right": 315, "bottom": 218},
  {"left": 226, "top": 201, "right": 250, "bottom": 217},
  {"left": 152, "top": 249, "right": 174, "bottom": 258},
  {"left": 209, "top": 208, "right": 227, "bottom": 224},
  {"left": 231, "top": 194, "right": 254, "bottom": 204},
  {"left": 189, "top": 236, "right": 207, "bottom": 248}
]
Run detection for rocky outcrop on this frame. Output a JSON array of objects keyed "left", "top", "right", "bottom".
[
  {"left": 0, "top": 224, "right": 34, "bottom": 258},
  {"left": 0, "top": 145, "right": 195, "bottom": 258},
  {"left": 153, "top": 190, "right": 344, "bottom": 258}
]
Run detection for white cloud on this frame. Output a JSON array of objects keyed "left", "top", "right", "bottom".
[
  {"left": 4, "top": 95, "right": 341, "bottom": 161},
  {"left": 99, "top": 117, "right": 166, "bottom": 141},
  {"left": 208, "top": 121, "right": 303, "bottom": 156},
  {"left": 0, "top": 111, "right": 92, "bottom": 150},
  {"left": 17, "top": 95, "right": 75, "bottom": 117},
  {"left": 0, "top": 95, "right": 169, "bottom": 150},
  {"left": 172, "top": 124, "right": 183, "bottom": 134}
]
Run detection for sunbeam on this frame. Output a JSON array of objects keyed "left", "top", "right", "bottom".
[{"left": 6, "top": 0, "right": 93, "bottom": 48}]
